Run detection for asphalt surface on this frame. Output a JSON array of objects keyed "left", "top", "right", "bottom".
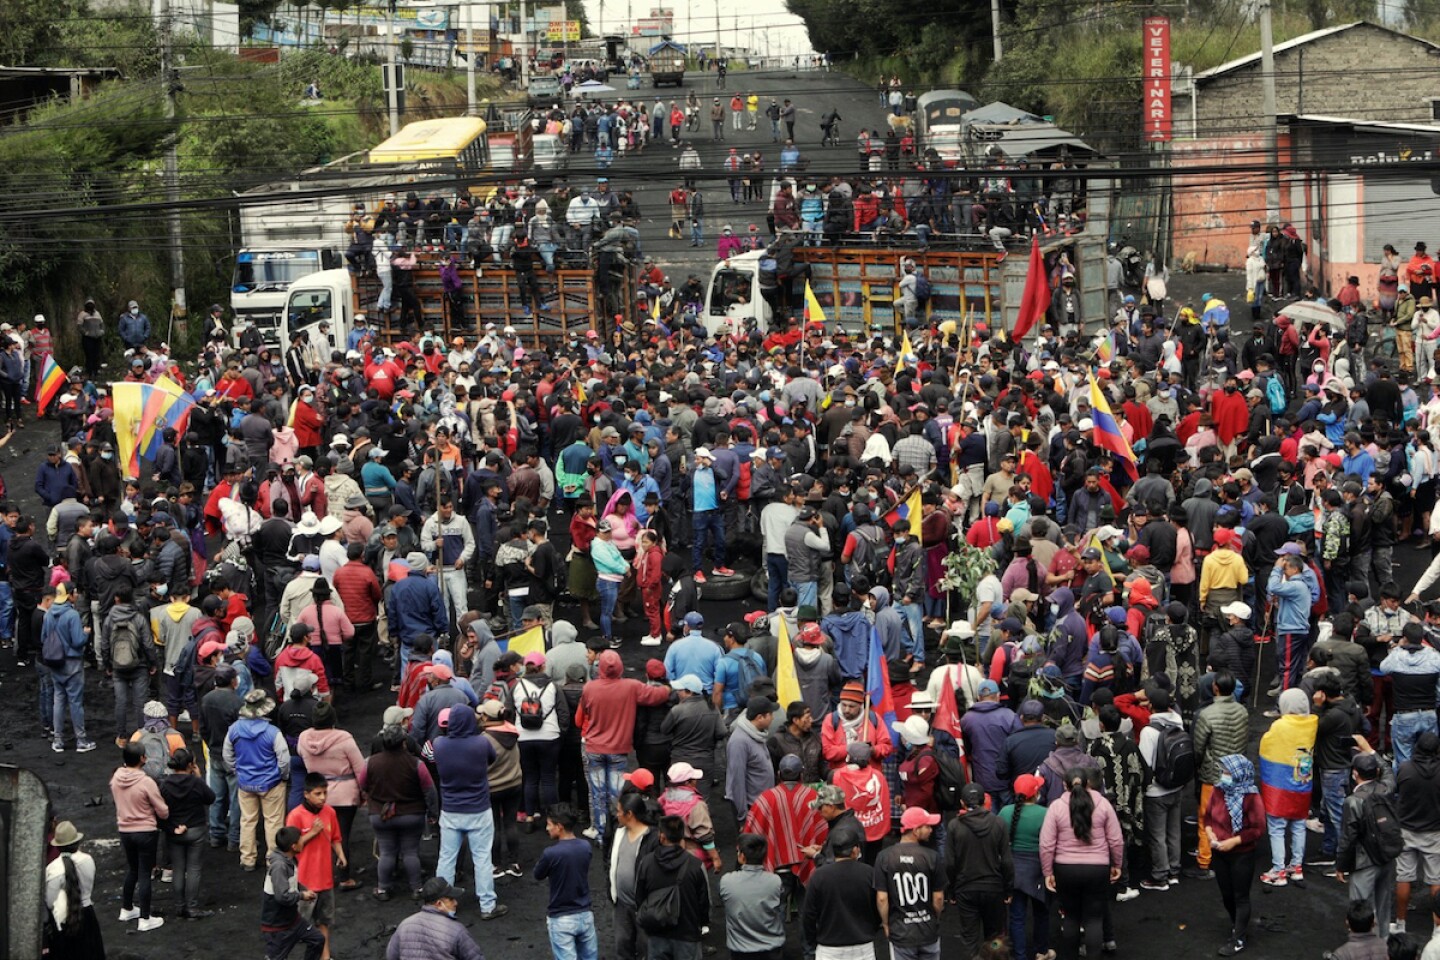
[{"left": 0, "top": 77, "right": 1426, "bottom": 956}]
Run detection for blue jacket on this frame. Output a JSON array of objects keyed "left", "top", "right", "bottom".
[
  {"left": 386, "top": 572, "right": 448, "bottom": 646},
  {"left": 226, "top": 717, "right": 288, "bottom": 793},
  {"left": 958, "top": 700, "right": 1019, "bottom": 792},
  {"left": 1267, "top": 566, "right": 1313, "bottom": 635},
  {"left": 34, "top": 461, "right": 77, "bottom": 507},
  {"left": 43, "top": 602, "right": 86, "bottom": 659},
  {"left": 431, "top": 706, "right": 495, "bottom": 814},
  {"left": 1048, "top": 587, "right": 1088, "bottom": 680},
  {"left": 118, "top": 310, "right": 150, "bottom": 346},
  {"left": 821, "top": 609, "right": 872, "bottom": 680}
]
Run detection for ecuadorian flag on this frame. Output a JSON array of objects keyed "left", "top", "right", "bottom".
[{"left": 1258, "top": 714, "right": 1318, "bottom": 820}]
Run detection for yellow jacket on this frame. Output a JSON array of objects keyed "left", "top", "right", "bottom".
[{"left": 1198, "top": 547, "right": 1248, "bottom": 608}]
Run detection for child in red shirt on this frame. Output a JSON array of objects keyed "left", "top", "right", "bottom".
[
  {"left": 285, "top": 774, "right": 345, "bottom": 960},
  {"left": 634, "top": 529, "right": 666, "bottom": 645}
]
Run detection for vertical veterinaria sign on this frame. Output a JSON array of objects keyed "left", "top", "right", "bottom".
[{"left": 1144, "top": 16, "right": 1171, "bottom": 142}]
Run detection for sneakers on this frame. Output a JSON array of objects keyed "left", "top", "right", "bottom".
[
  {"left": 1183, "top": 867, "right": 1215, "bottom": 880},
  {"left": 714, "top": 566, "right": 735, "bottom": 577},
  {"left": 1306, "top": 855, "right": 1336, "bottom": 866},
  {"left": 118, "top": 907, "right": 141, "bottom": 922},
  {"left": 1288, "top": 865, "right": 1304, "bottom": 883},
  {"left": 693, "top": 571, "right": 707, "bottom": 584},
  {"left": 1217, "top": 939, "right": 1245, "bottom": 956},
  {"left": 76, "top": 739, "right": 96, "bottom": 753},
  {"left": 640, "top": 636, "right": 662, "bottom": 646},
  {"left": 492, "top": 866, "right": 507, "bottom": 880},
  {"left": 581, "top": 826, "right": 599, "bottom": 841},
  {"left": 1114, "top": 887, "right": 1140, "bottom": 902},
  {"left": 160, "top": 869, "right": 174, "bottom": 883},
  {"left": 608, "top": 638, "right": 622, "bottom": 650},
  {"left": 137, "top": 917, "right": 165, "bottom": 932},
  {"left": 1139, "top": 878, "right": 1170, "bottom": 891},
  {"left": 506, "top": 863, "right": 522, "bottom": 878},
  {"left": 1259, "top": 870, "right": 1287, "bottom": 887},
  {"left": 1391, "top": 921, "right": 1408, "bottom": 936},
  {"left": 51, "top": 740, "right": 64, "bottom": 753},
  {"left": 480, "top": 905, "right": 509, "bottom": 921}
]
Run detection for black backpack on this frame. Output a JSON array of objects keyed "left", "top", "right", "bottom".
[
  {"left": 516, "top": 677, "right": 553, "bottom": 731},
  {"left": 1148, "top": 719, "right": 1196, "bottom": 790},
  {"left": 913, "top": 271, "right": 931, "bottom": 303},
  {"left": 110, "top": 616, "right": 145, "bottom": 672},
  {"left": 919, "top": 745, "right": 968, "bottom": 809},
  {"left": 1361, "top": 788, "right": 1405, "bottom": 864},
  {"left": 636, "top": 883, "right": 682, "bottom": 934}
]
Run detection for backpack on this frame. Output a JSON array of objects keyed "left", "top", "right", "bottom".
[
  {"left": 110, "top": 616, "right": 144, "bottom": 672},
  {"left": 40, "top": 617, "right": 67, "bottom": 669},
  {"left": 1148, "top": 719, "right": 1196, "bottom": 790},
  {"left": 1265, "top": 374, "right": 1286, "bottom": 413},
  {"left": 913, "top": 271, "right": 931, "bottom": 303},
  {"left": 1141, "top": 608, "right": 1169, "bottom": 646},
  {"left": 635, "top": 883, "right": 682, "bottom": 934},
  {"left": 1360, "top": 788, "right": 1405, "bottom": 864},
  {"left": 516, "top": 677, "right": 553, "bottom": 731},
  {"left": 847, "top": 524, "right": 888, "bottom": 585},
  {"left": 906, "top": 745, "right": 967, "bottom": 810},
  {"left": 136, "top": 729, "right": 173, "bottom": 781},
  {"left": 725, "top": 648, "right": 764, "bottom": 703}
]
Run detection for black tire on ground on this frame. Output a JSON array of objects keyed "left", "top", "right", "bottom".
[
  {"left": 703, "top": 570, "right": 753, "bottom": 601},
  {"left": 750, "top": 569, "right": 768, "bottom": 603}
]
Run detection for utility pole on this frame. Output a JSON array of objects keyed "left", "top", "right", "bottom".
[
  {"left": 991, "top": 0, "right": 1002, "bottom": 62},
  {"left": 160, "top": 0, "right": 186, "bottom": 337},
  {"left": 465, "top": 2, "right": 476, "bottom": 115},
  {"left": 386, "top": 0, "right": 400, "bottom": 136},
  {"left": 519, "top": 0, "right": 529, "bottom": 87},
  {"left": 1259, "top": 0, "right": 1280, "bottom": 220}
]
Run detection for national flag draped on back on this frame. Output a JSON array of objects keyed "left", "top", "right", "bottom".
[
  {"left": 883, "top": 488, "right": 923, "bottom": 537},
  {"left": 1087, "top": 372, "right": 1139, "bottom": 481},
  {"left": 111, "top": 376, "right": 195, "bottom": 479},
  {"left": 866, "top": 625, "right": 899, "bottom": 746},
  {"left": 895, "top": 331, "right": 914, "bottom": 378},
  {"left": 502, "top": 624, "right": 546, "bottom": 659},
  {"left": 1087, "top": 533, "right": 1115, "bottom": 580},
  {"left": 804, "top": 280, "right": 826, "bottom": 326},
  {"left": 774, "top": 616, "right": 802, "bottom": 711},
  {"left": 1011, "top": 234, "right": 1051, "bottom": 342},
  {"left": 34, "top": 355, "right": 64, "bottom": 414},
  {"left": 1257, "top": 713, "right": 1318, "bottom": 820}
]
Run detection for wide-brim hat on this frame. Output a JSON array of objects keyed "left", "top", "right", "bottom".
[{"left": 240, "top": 689, "right": 276, "bottom": 718}]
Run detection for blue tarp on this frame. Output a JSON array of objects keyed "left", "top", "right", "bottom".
[{"left": 648, "top": 39, "right": 687, "bottom": 54}]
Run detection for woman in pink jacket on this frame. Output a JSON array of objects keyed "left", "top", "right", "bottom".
[
  {"left": 110, "top": 742, "right": 171, "bottom": 932},
  {"left": 298, "top": 701, "right": 366, "bottom": 890},
  {"left": 1040, "top": 769, "right": 1123, "bottom": 959}
]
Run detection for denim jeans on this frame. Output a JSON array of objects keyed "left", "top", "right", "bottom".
[
  {"left": 547, "top": 910, "right": 600, "bottom": 960},
  {"left": 1266, "top": 815, "right": 1306, "bottom": 872},
  {"left": 1392, "top": 710, "right": 1438, "bottom": 767},
  {"left": 691, "top": 509, "right": 726, "bottom": 571},
  {"left": 794, "top": 580, "right": 818, "bottom": 610},
  {"left": 897, "top": 601, "right": 925, "bottom": 662},
  {"left": 208, "top": 763, "right": 241, "bottom": 845},
  {"left": 597, "top": 578, "right": 619, "bottom": 641},
  {"left": 113, "top": 670, "right": 149, "bottom": 739},
  {"left": 437, "top": 809, "right": 497, "bottom": 911},
  {"left": 585, "top": 752, "right": 628, "bottom": 845},
  {"left": 51, "top": 658, "right": 87, "bottom": 742},
  {"left": 1321, "top": 767, "right": 1349, "bottom": 856},
  {"left": 0, "top": 580, "right": 13, "bottom": 639},
  {"left": 37, "top": 660, "right": 54, "bottom": 730},
  {"left": 766, "top": 553, "right": 788, "bottom": 612}
]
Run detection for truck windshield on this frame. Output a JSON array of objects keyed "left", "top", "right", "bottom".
[
  {"left": 233, "top": 251, "right": 322, "bottom": 292},
  {"left": 287, "top": 288, "right": 334, "bottom": 329},
  {"left": 709, "top": 269, "right": 752, "bottom": 316}
]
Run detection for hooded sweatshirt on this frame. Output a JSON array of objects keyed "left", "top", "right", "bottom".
[
  {"left": 1397, "top": 744, "right": 1440, "bottom": 833},
  {"left": 297, "top": 727, "right": 366, "bottom": 807},
  {"left": 1199, "top": 547, "right": 1248, "bottom": 616},
  {"left": 1182, "top": 478, "right": 1220, "bottom": 552},
  {"left": 482, "top": 722, "right": 523, "bottom": 793},
  {"left": 725, "top": 714, "right": 775, "bottom": 817},
  {"left": 110, "top": 766, "right": 170, "bottom": 833},
  {"left": 870, "top": 586, "right": 906, "bottom": 662},
  {"left": 822, "top": 607, "right": 873, "bottom": 679},
  {"left": 1048, "top": 588, "right": 1088, "bottom": 680},
  {"left": 431, "top": 705, "right": 495, "bottom": 814},
  {"left": 945, "top": 807, "right": 1014, "bottom": 894},
  {"left": 575, "top": 650, "right": 671, "bottom": 755},
  {"left": 224, "top": 717, "right": 289, "bottom": 794},
  {"left": 153, "top": 600, "right": 200, "bottom": 671}
]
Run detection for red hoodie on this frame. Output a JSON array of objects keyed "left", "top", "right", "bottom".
[{"left": 575, "top": 650, "right": 670, "bottom": 755}]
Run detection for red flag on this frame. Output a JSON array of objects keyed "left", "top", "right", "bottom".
[
  {"left": 1011, "top": 235, "right": 1050, "bottom": 342},
  {"left": 932, "top": 666, "right": 964, "bottom": 741}
]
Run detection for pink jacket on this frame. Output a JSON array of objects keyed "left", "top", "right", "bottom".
[
  {"left": 297, "top": 728, "right": 367, "bottom": 807},
  {"left": 1039, "top": 788, "right": 1124, "bottom": 875},
  {"left": 111, "top": 767, "right": 170, "bottom": 833},
  {"left": 1169, "top": 527, "right": 1196, "bottom": 586},
  {"left": 296, "top": 601, "right": 354, "bottom": 647}
]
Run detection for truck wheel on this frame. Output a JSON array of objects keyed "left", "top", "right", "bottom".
[
  {"left": 749, "top": 569, "right": 768, "bottom": 603},
  {"left": 702, "top": 569, "right": 752, "bottom": 601}
]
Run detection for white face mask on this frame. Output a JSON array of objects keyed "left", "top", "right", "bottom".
[{"left": 130, "top": 307, "right": 139, "bottom": 315}]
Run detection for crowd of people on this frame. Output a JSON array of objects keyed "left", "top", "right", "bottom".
[{"left": 21, "top": 243, "right": 1440, "bottom": 960}]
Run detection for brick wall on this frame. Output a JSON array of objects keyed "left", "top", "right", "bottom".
[{"left": 1190, "top": 24, "right": 1440, "bottom": 137}]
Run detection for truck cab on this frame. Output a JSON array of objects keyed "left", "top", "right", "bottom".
[
  {"left": 704, "top": 251, "right": 773, "bottom": 337},
  {"left": 277, "top": 269, "right": 355, "bottom": 355},
  {"left": 232, "top": 246, "right": 341, "bottom": 340}
]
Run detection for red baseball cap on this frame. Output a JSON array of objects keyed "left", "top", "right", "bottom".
[
  {"left": 900, "top": 807, "right": 942, "bottom": 831},
  {"left": 623, "top": 769, "right": 655, "bottom": 790}
]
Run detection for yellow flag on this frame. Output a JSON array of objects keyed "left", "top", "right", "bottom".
[
  {"left": 774, "top": 616, "right": 802, "bottom": 711},
  {"left": 1088, "top": 533, "right": 1115, "bottom": 581},
  {"left": 804, "top": 280, "right": 826, "bottom": 326},
  {"left": 651, "top": 294, "right": 661, "bottom": 322},
  {"left": 507, "top": 624, "right": 546, "bottom": 659},
  {"left": 896, "top": 331, "right": 914, "bottom": 378}
]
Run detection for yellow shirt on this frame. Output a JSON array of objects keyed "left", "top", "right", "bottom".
[{"left": 746, "top": 95, "right": 759, "bottom": 112}]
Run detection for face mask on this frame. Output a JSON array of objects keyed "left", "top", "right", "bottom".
[
  {"left": 1050, "top": 603, "right": 1060, "bottom": 616},
  {"left": 156, "top": 584, "right": 169, "bottom": 597},
  {"left": 130, "top": 307, "right": 139, "bottom": 315},
  {"left": 101, "top": 452, "right": 113, "bottom": 460},
  {"left": 845, "top": 398, "right": 855, "bottom": 407},
  {"left": 593, "top": 416, "right": 602, "bottom": 424},
  {"left": 1224, "top": 386, "right": 1237, "bottom": 394},
  {"left": 1217, "top": 774, "right": 1234, "bottom": 790}
]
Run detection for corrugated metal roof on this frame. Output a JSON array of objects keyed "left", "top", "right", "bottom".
[{"left": 1193, "top": 21, "right": 1439, "bottom": 82}]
